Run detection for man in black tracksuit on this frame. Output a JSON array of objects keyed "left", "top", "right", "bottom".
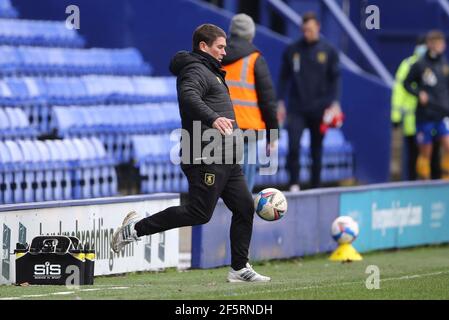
[
  {"left": 403, "top": 30, "right": 449, "bottom": 180},
  {"left": 278, "top": 12, "right": 340, "bottom": 190},
  {"left": 111, "top": 24, "right": 270, "bottom": 282}
]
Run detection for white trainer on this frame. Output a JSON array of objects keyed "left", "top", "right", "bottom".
[
  {"left": 111, "top": 211, "right": 141, "bottom": 253},
  {"left": 289, "top": 184, "right": 301, "bottom": 192},
  {"left": 227, "top": 263, "right": 271, "bottom": 283}
]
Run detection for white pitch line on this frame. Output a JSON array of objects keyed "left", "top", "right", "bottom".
[
  {"left": 1, "top": 270, "right": 448, "bottom": 300},
  {"left": 51, "top": 291, "right": 75, "bottom": 296},
  {"left": 220, "top": 270, "right": 449, "bottom": 297},
  {"left": 0, "top": 286, "right": 129, "bottom": 300}
]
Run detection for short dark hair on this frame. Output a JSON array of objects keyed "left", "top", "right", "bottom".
[
  {"left": 192, "top": 24, "right": 226, "bottom": 51},
  {"left": 426, "top": 30, "right": 445, "bottom": 42},
  {"left": 302, "top": 12, "right": 319, "bottom": 24}
]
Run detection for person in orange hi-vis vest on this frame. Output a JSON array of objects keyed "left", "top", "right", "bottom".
[{"left": 222, "top": 13, "right": 279, "bottom": 192}]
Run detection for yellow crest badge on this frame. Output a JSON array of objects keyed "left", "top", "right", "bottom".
[
  {"left": 204, "top": 173, "right": 215, "bottom": 186},
  {"left": 317, "top": 51, "right": 327, "bottom": 64}
]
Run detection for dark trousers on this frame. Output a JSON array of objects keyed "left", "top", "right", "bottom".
[
  {"left": 286, "top": 113, "right": 324, "bottom": 188},
  {"left": 134, "top": 163, "right": 254, "bottom": 270},
  {"left": 431, "top": 138, "right": 442, "bottom": 179},
  {"left": 404, "top": 135, "right": 418, "bottom": 181},
  {"left": 404, "top": 135, "right": 441, "bottom": 180}
]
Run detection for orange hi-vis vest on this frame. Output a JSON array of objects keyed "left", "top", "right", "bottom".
[{"left": 223, "top": 52, "right": 266, "bottom": 130}]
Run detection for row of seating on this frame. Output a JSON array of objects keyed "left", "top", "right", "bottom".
[
  {"left": 132, "top": 134, "right": 188, "bottom": 193},
  {"left": 52, "top": 103, "right": 181, "bottom": 135},
  {"left": 0, "top": 137, "right": 117, "bottom": 204},
  {"left": 0, "top": 18, "right": 84, "bottom": 47},
  {"left": 0, "top": 46, "right": 152, "bottom": 76},
  {"left": 0, "top": 107, "right": 36, "bottom": 139},
  {"left": 0, "top": 0, "right": 17, "bottom": 18},
  {"left": 130, "top": 129, "right": 354, "bottom": 194},
  {"left": 51, "top": 103, "right": 181, "bottom": 162},
  {"left": 255, "top": 130, "right": 354, "bottom": 186},
  {"left": 0, "top": 76, "right": 178, "bottom": 133},
  {"left": 0, "top": 76, "right": 177, "bottom": 106}
]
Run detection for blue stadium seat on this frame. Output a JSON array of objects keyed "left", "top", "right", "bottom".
[
  {"left": 89, "top": 137, "right": 117, "bottom": 197},
  {"left": 56, "top": 139, "right": 76, "bottom": 200},
  {"left": 33, "top": 140, "right": 53, "bottom": 201},
  {"left": 253, "top": 128, "right": 354, "bottom": 186},
  {"left": 0, "top": 18, "right": 84, "bottom": 47},
  {"left": 0, "top": 108, "right": 12, "bottom": 138},
  {"left": 0, "top": 0, "right": 18, "bottom": 18},
  {"left": 0, "top": 77, "right": 48, "bottom": 132},
  {"left": 50, "top": 102, "right": 181, "bottom": 164},
  {"left": 71, "top": 138, "right": 92, "bottom": 199},
  {"left": 131, "top": 77, "right": 177, "bottom": 103},
  {"left": 16, "top": 140, "right": 38, "bottom": 202},
  {"left": 3, "top": 140, "right": 24, "bottom": 203},
  {"left": 0, "top": 45, "right": 21, "bottom": 74},
  {"left": 131, "top": 133, "right": 186, "bottom": 194},
  {"left": 0, "top": 140, "right": 14, "bottom": 204},
  {"left": 60, "top": 138, "right": 82, "bottom": 200},
  {"left": 2, "top": 46, "right": 152, "bottom": 76},
  {"left": 46, "top": 139, "right": 71, "bottom": 201},
  {"left": 3, "top": 107, "right": 36, "bottom": 139},
  {"left": 80, "top": 137, "right": 100, "bottom": 198}
]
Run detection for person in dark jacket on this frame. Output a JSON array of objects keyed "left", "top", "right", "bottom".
[
  {"left": 111, "top": 24, "right": 271, "bottom": 282},
  {"left": 404, "top": 30, "right": 449, "bottom": 180},
  {"left": 277, "top": 12, "right": 340, "bottom": 190},
  {"left": 221, "top": 13, "right": 279, "bottom": 192}
]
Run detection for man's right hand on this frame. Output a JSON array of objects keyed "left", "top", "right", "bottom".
[
  {"left": 212, "top": 117, "right": 235, "bottom": 135},
  {"left": 419, "top": 91, "right": 429, "bottom": 106},
  {"left": 277, "top": 100, "right": 286, "bottom": 126}
]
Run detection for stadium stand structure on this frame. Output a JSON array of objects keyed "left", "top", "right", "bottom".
[
  {"left": 130, "top": 129, "right": 354, "bottom": 194},
  {"left": 0, "top": 46, "right": 152, "bottom": 76},
  {"left": 0, "top": 0, "right": 353, "bottom": 204},
  {"left": 0, "top": 0, "right": 17, "bottom": 18},
  {"left": 0, "top": 137, "right": 117, "bottom": 204}
]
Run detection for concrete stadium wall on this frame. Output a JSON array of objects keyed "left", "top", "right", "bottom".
[{"left": 191, "top": 180, "right": 449, "bottom": 269}]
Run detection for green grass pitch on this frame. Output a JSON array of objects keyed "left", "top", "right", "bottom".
[{"left": 1, "top": 245, "right": 449, "bottom": 300}]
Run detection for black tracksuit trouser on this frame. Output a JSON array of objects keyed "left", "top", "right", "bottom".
[
  {"left": 404, "top": 135, "right": 441, "bottom": 180},
  {"left": 134, "top": 163, "right": 254, "bottom": 270},
  {"left": 287, "top": 113, "right": 324, "bottom": 188}
]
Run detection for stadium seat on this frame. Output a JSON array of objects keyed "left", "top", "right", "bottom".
[
  {"left": 33, "top": 140, "right": 53, "bottom": 201},
  {"left": 51, "top": 103, "right": 181, "bottom": 163},
  {"left": 1, "top": 107, "right": 36, "bottom": 139},
  {"left": 0, "top": 0, "right": 18, "bottom": 18},
  {"left": 131, "top": 133, "right": 187, "bottom": 194},
  {"left": 0, "top": 45, "right": 21, "bottom": 75},
  {"left": 3, "top": 140, "right": 24, "bottom": 203},
  {"left": 90, "top": 137, "right": 117, "bottom": 197},
  {"left": 0, "top": 46, "right": 152, "bottom": 76},
  {"left": 0, "top": 18, "right": 84, "bottom": 47},
  {"left": 46, "top": 139, "right": 71, "bottom": 201},
  {"left": 254, "top": 128, "right": 353, "bottom": 186},
  {"left": 16, "top": 140, "right": 36, "bottom": 202},
  {"left": 0, "top": 140, "right": 14, "bottom": 204}
]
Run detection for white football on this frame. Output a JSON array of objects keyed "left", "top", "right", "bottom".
[
  {"left": 331, "top": 216, "right": 359, "bottom": 244},
  {"left": 254, "top": 188, "right": 288, "bottom": 221}
]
